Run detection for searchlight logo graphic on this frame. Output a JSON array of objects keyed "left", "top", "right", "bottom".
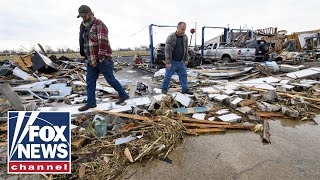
[{"left": 7, "top": 111, "right": 71, "bottom": 174}]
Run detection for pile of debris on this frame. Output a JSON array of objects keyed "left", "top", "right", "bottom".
[{"left": 1, "top": 49, "right": 320, "bottom": 179}]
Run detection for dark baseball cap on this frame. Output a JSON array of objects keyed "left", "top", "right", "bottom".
[{"left": 77, "top": 5, "right": 92, "bottom": 18}]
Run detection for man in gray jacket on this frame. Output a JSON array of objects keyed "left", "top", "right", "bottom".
[{"left": 162, "top": 22, "right": 193, "bottom": 95}]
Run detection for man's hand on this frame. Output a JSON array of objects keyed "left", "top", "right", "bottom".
[
  {"left": 166, "top": 63, "right": 172, "bottom": 70},
  {"left": 184, "top": 61, "right": 188, "bottom": 67}
]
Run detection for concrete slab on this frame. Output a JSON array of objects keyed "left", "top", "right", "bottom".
[
  {"left": 172, "top": 92, "right": 193, "bottom": 107},
  {"left": 218, "top": 113, "right": 242, "bottom": 122},
  {"left": 236, "top": 106, "right": 252, "bottom": 114},
  {"left": 213, "top": 94, "right": 229, "bottom": 102},
  {"left": 200, "top": 87, "right": 219, "bottom": 94},
  {"left": 230, "top": 97, "right": 243, "bottom": 108},
  {"left": 216, "top": 109, "right": 229, "bottom": 115},
  {"left": 282, "top": 106, "right": 299, "bottom": 118},
  {"left": 286, "top": 67, "right": 320, "bottom": 79},
  {"left": 192, "top": 113, "right": 206, "bottom": 120},
  {"left": 222, "top": 89, "right": 235, "bottom": 95},
  {"left": 208, "top": 94, "right": 219, "bottom": 100}
]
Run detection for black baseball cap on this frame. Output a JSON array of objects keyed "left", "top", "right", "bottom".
[{"left": 77, "top": 5, "right": 92, "bottom": 18}]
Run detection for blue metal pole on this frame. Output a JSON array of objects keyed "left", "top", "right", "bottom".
[
  {"left": 223, "top": 28, "right": 228, "bottom": 43},
  {"left": 149, "top": 24, "right": 154, "bottom": 66},
  {"left": 201, "top": 26, "right": 205, "bottom": 64}
]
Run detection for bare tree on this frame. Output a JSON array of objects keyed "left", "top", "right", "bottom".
[{"left": 45, "top": 45, "right": 54, "bottom": 54}]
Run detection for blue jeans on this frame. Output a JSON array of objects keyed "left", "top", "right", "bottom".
[
  {"left": 162, "top": 61, "right": 188, "bottom": 91},
  {"left": 86, "top": 59, "right": 128, "bottom": 107}
]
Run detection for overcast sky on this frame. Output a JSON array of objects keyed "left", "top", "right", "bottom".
[{"left": 0, "top": 0, "right": 319, "bottom": 51}]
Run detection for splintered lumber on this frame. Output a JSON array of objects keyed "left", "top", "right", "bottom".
[
  {"left": 182, "top": 123, "right": 255, "bottom": 130},
  {"left": 253, "top": 112, "right": 289, "bottom": 119},
  {"left": 172, "top": 116, "right": 230, "bottom": 125},
  {"left": 262, "top": 120, "right": 271, "bottom": 143},
  {"left": 95, "top": 110, "right": 156, "bottom": 121},
  {"left": 77, "top": 72, "right": 86, "bottom": 84},
  {"left": 239, "top": 99, "right": 256, "bottom": 107},
  {"left": 72, "top": 137, "right": 87, "bottom": 148},
  {"left": 187, "top": 128, "right": 226, "bottom": 133}
]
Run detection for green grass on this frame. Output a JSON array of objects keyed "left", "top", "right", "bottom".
[{"left": 0, "top": 51, "right": 150, "bottom": 62}]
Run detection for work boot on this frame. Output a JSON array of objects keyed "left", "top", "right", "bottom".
[
  {"left": 116, "top": 96, "right": 129, "bottom": 105},
  {"left": 182, "top": 89, "right": 193, "bottom": 95},
  {"left": 162, "top": 89, "right": 168, "bottom": 94},
  {"left": 78, "top": 105, "right": 97, "bottom": 112}
]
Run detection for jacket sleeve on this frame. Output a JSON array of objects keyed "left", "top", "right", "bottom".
[
  {"left": 96, "top": 21, "right": 112, "bottom": 59},
  {"left": 79, "top": 24, "right": 86, "bottom": 57},
  {"left": 184, "top": 35, "right": 189, "bottom": 62},
  {"left": 165, "top": 34, "right": 172, "bottom": 64}
]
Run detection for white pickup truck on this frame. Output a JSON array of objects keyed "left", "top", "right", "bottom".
[{"left": 200, "top": 42, "right": 256, "bottom": 63}]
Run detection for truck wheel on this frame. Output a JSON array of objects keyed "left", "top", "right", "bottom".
[{"left": 221, "top": 56, "right": 231, "bottom": 64}]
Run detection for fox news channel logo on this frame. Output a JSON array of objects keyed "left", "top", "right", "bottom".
[{"left": 7, "top": 111, "right": 71, "bottom": 174}]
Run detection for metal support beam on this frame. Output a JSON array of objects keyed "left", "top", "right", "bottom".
[
  {"left": 148, "top": 24, "right": 177, "bottom": 66},
  {"left": 200, "top": 26, "right": 227, "bottom": 64}
]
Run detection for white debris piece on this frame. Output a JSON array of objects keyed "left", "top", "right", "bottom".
[
  {"left": 216, "top": 109, "right": 229, "bottom": 115},
  {"left": 208, "top": 117, "right": 216, "bottom": 121},
  {"left": 218, "top": 113, "right": 242, "bottom": 122},
  {"left": 154, "top": 68, "right": 166, "bottom": 77},
  {"left": 230, "top": 97, "right": 243, "bottom": 108},
  {"left": 208, "top": 94, "right": 219, "bottom": 100},
  {"left": 223, "top": 89, "right": 235, "bottom": 95},
  {"left": 153, "top": 88, "right": 162, "bottom": 94},
  {"left": 192, "top": 113, "right": 206, "bottom": 120},
  {"left": 152, "top": 94, "right": 166, "bottom": 102},
  {"left": 279, "top": 64, "right": 304, "bottom": 72},
  {"left": 286, "top": 67, "right": 320, "bottom": 79},
  {"left": 13, "top": 67, "right": 34, "bottom": 80},
  {"left": 172, "top": 92, "right": 193, "bottom": 107},
  {"left": 236, "top": 106, "right": 252, "bottom": 114},
  {"left": 200, "top": 87, "right": 219, "bottom": 94},
  {"left": 213, "top": 94, "right": 229, "bottom": 102}
]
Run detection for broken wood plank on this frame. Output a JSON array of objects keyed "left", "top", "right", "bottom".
[
  {"left": 78, "top": 164, "right": 86, "bottom": 178},
  {"left": 182, "top": 123, "right": 255, "bottom": 130},
  {"left": 95, "top": 110, "right": 157, "bottom": 121},
  {"left": 239, "top": 99, "right": 256, "bottom": 107},
  {"left": 172, "top": 116, "right": 230, "bottom": 125},
  {"left": 121, "top": 123, "right": 140, "bottom": 131},
  {"left": 72, "top": 137, "right": 87, "bottom": 148},
  {"left": 263, "top": 120, "right": 271, "bottom": 143},
  {"left": 187, "top": 128, "right": 226, "bottom": 133},
  {"left": 124, "top": 148, "right": 134, "bottom": 163},
  {"left": 77, "top": 72, "right": 86, "bottom": 84},
  {"left": 0, "top": 83, "right": 25, "bottom": 111},
  {"left": 253, "top": 111, "right": 289, "bottom": 119}
]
